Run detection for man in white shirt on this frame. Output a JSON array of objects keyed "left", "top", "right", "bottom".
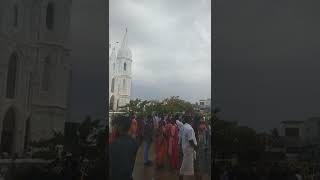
[
  {"left": 176, "top": 115, "right": 184, "bottom": 169},
  {"left": 153, "top": 113, "right": 160, "bottom": 129},
  {"left": 179, "top": 115, "right": 197, "bottom": 180},
  {"left": 176, "top": 118, "right": 184, "bottom": 144}
]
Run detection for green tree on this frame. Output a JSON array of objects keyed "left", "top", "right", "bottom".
[
  {"left": 79, "top": 116, "right": 92, "bottom": 141},
  {"left": 118, "top": 96, "right": 195, "bottom": 122},
  {"left": 213, "top": 118, "right": 265, "bottom": 164}
]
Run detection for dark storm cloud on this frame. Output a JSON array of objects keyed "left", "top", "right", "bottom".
[
  {"left": 110, "top": 0, "right": 211, "bottom": 103},
  {"left": 215, "top": 0, "right": 320, "bottom": 131},
  {"left": 68, "top": 0, "right": 107, "bottom": 122}
]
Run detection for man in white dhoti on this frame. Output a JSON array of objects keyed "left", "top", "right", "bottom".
[{"left": 179, "top": 115, "right": 197, "bottom": 180}]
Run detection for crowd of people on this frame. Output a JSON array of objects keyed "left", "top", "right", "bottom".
[{"left": 109, "top": 112, "right": 211, "bottom": 180}]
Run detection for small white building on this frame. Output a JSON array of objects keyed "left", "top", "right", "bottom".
[
  {"left": 199, "top": 98, "right": 211, "bottom": 112},
  {"left": 280, "top": 118, "right": 320, "bottom": 144}
]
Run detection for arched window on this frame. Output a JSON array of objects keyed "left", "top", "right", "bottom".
[
  {"left": 113, "top": 63, "right": 115, "bottom": 71},
  {"left": 24, "top": 118, "right": 31, "bottom": 152},
  {"left": 46, "top": 2, "right": 54, "bottom": 30},
  {"left": 41, "top": 57, "right": 50, "bottom": 91},
  {"left": 111, "top": 78, "right": 115, "bottom": 93},
  {"left": 117, "top": 99, "right": 120, "bottom": 110},
  {"left": 6, "top": 53, "right": 18, "bottom": 99},
  {"left": 13, "top": 4, "right": 18, "bottom": 27},
  {"left": 0, "top": 107, "right": 15, "bottom": 154},
  {"left": 109, "top": 95, "right": 114, "bottom": 110},
  {"left": 124, "top": 62, "right": 127, "bottom": 71},
  {"left": 123, "top": 79, "right": 126, "bottom": 89}
]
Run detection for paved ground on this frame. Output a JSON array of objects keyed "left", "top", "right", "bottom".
[{"left": 132, "top": 142, "right": 211, "bottom": 180}]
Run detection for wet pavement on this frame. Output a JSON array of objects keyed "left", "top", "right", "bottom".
[{"left": 132, "top": 142, "right": 211, "bottom": 180}]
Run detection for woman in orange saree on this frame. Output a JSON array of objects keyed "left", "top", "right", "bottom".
[{"left": 155, "top": 119, "right": 167, "bottom": 168}]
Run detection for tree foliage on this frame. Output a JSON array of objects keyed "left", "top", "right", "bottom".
[
  {"left": 30, "top": 116, "right": 106, "bottom": 160},
  {"left": 120, "top": 96, "right": 195, "bottom": 118},
  {"left": 213, "top": 118, "right": 265, "bottom": 164}
]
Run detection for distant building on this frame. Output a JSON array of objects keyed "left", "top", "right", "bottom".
[
  {"left": 280, "top": 121, "right": 305, "bottom": 139},
  {"left": 199, "top": 98, "right": 211, "bottom": 112},
  {"left": 279, "top": 118, "right": 320, "bottom": 161},
  {"left": 304, "top": 117, "right": 320, "bottom": 144},
  {"left": 280, "top": 118, "right": 320, "bottom": 144},
  {"left": 280, "top": 121, "right": 305, "bottom": 160}
]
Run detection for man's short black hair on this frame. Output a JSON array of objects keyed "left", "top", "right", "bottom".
[
  {"left": 115, "top": 114, "right": 131, "bottom": 134},
  {"left": 183, "top": 114, "right": 192, "bottom": 123},
  {"left": 175, "top": 114, "right": 180, "bottom": 120}
]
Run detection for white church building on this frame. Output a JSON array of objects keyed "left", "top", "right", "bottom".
[
  {"left": 0, "top": 0, "right": 72, "bottom": 155},
  {"left": 109, "top": 29, "right": 132, "bottom": 112}
]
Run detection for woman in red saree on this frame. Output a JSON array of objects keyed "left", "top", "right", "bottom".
[
  {"left": 170, "top": 120, "right": 180, "bottom": 170},
  {"left": 165, "top": 117, "right": 173, "bottom": 169},
  {"left": 155, "top": 119, "right": 167, "bottom": 168},
  {"left": 166, "top": 118, "right": 173, "bottom": 155}
]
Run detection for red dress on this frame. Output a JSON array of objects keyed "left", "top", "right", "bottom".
[
  {"left": 129, "top": 118, "right": 138, "bottom": 139},
  {"left": 166, "top": 123, "right": 173, "bottom": 155},
  {"left": 170, "top": 124, "right": 180, "bottom": 169}
]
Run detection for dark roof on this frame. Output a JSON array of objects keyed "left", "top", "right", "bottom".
[{"left": 307, "top": 117, "right": 320, "bottom": 121}]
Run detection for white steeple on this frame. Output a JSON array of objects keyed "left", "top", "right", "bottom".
[
  {"left": 117, "top": 28, "right": 132, "bottom": 59},
  {"left": 121, "top": 28, "right": 128, "bottom": 49}
]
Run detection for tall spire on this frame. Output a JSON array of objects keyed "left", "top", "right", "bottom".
[
  {"left": 117, "top": 28, "right": 132, "bottom": 59},
  {"left": 121, "top": 28, "right": 128, "bottom": 49}
]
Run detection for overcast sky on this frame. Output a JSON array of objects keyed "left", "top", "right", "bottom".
[
  {"left": 68, "top": 0, "right": 107, "bottom": 122},
  {"left": 215, "top": 0, "right": 320, "bottom": 132},
  {"left": 109, "top": 0, "right": 211, "bottom": 103}
]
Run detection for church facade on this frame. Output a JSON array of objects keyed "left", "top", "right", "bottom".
[
  {"left": 0, "top": 0, "right": 72, "bottom": 155},
  {"left": 109, "top": 29, "right": 132, "bottom": 111}
]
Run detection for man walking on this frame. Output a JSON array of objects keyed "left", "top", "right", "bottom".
[
  {"left": 179, "top": 115, "right": 197, "bottom": 180},
  {"left": 109, "top": 114, "right": 139, "bottom": 180},
  {"left": 176, "top": 114, "right": 184, "bottom": 167},
  {"left": 144, "top": 115, "right": 154, "bottom": 166}
]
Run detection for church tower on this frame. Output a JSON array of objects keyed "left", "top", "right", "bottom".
[
  {"left": 109, "top": 29, "right": 132, "bottom": 111},
  {"left": 0, "top": 0, "right": 73, "bottom": 154}
]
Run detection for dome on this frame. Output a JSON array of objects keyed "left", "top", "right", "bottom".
[{"left": 117, "top": 47, "right": 132, "bottom": 59}]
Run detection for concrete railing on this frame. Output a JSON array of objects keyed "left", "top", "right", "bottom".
[{"left": 0, "top": 159, "right": 51, "bottom": 179}]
